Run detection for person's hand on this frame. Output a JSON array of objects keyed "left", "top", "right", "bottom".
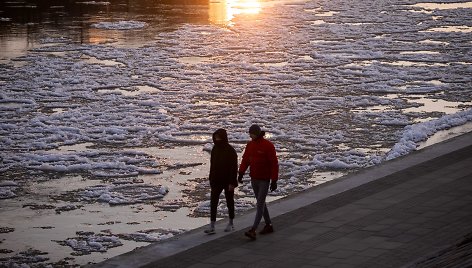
[
  {"left": 270, "top": 181, "right": 277, "bottom": 192},
  {"left": 238, "top": 173, "right": 244, "bottom": 184}
]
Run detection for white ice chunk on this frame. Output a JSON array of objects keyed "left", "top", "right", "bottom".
[
  {"left": 91, "top": 21, "right": 147, "bottom": 30},
  {"left": 386, "top": 109, "right": 472, "bottom": 160}
]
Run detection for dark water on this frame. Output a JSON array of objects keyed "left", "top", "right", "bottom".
[{"left": 0, "top": 0, "right": 212, "bottom": 59}]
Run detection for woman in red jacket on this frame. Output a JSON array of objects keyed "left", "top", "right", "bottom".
[{"left": 238, "top": 124, "right": 279, "bottom": 240}]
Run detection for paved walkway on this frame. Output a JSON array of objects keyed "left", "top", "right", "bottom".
[{"left": 93, "top": 132, "right": 472, "bottom": 268}]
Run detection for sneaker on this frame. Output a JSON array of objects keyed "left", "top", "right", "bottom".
[
  {"left": 259, "top": 224, "right": 274, "bottom": 235},
  {"left": 224, "top": 223, "right": 234, "bottom": 232},
  {"left": 204, "top": 227, "right": 215, "bottom": 235},
  {"left": 244, "top": 229, "right": 256, "bottom": 240}
]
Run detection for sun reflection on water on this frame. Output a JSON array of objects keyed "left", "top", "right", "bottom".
[{"left": 209, "top": 0, "right": 262, "bottom": 26}]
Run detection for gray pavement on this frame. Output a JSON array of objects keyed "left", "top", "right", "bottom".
[{"left": 93, "top": 131, "right": 472, "bottom": 268}]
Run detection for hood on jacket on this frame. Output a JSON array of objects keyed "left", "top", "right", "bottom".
[
  {"left": 257, "top": 131, "right": 266, "bottom": 139},
  {"left": 212, "top": 128, "right": 229, "bottom": 144}
]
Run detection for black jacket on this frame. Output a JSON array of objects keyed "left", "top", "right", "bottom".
[{"left": 209, "top": 129, "right": 238, "bottom": 188}]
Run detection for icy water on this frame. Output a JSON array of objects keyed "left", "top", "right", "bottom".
[{"left": 1, "top": 0, "right": 472, "bottom": 266}]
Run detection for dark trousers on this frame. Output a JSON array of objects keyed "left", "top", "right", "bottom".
[{"left": 210, "top": 184, "right": 235, "bottom": 222}]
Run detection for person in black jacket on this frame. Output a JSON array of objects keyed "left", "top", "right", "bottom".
[{"left": 205, "top": 128, "right": 238, "bottom": 234}]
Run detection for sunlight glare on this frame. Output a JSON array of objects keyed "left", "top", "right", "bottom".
[
  {"left": 230, "top": 0, "right": 262, "bottom": 15},
  {"left": 209, "top": 0, "right": 262, "bottom": 26}
]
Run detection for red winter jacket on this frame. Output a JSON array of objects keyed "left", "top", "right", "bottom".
[{"left": 239, "top": 136, "right": 279, "bottom": 181}]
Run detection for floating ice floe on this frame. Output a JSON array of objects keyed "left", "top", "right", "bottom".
[
  {"left": 0, "top": 180, "right": 18, "bottom": 199},
  {"left": 118, "top": 232, "right": 172, "bottom": 242},
  {"left": 2, "top": 150, "right": 162, "bottom": 179},
  {"left": 77, "top": 1, "right": 110, "bottom": 5},
  {"left": 57, "top": 231, "right": 122, "bottom": 256},
  {"left": 55, "top": 204, "right": 82, "bottom": 214},
  {"left": 80, "top": 184, "right": 169, "bottom": 205},
  {"left": 325, "top": 150, "right": 381, "bottom": 168},
  {"left": 118, "top": 229, "right": 183, "bottom": 243},
  {"left": 0, "top": 180, "right": 18, "bottom": 187},
  {"left": 155, "top": 201, "right": 186, "bottom": 212},
  {"left": 56, "top": 229, "right": 182, "bottom": 256},
  {"left": 193, "top": 199, "right": 255, "bottom": 217},
  {"left": 92, "top": 21, "right": 148, "bottom": 30},
  {"left": 386, "top": 109, "right": 472, "bottom": 160},
  {"left": 0, "top": 249, "right": 49, "bottom": 267},
  {"left": 0, "top": 227, "right": 15, "bottom": 233}
]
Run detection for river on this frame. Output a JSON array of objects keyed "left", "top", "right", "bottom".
[{"left": 0, "top": 0, "right": 471, "bottom": 266}]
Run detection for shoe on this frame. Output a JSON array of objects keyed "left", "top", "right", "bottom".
[
  {"left": 259, "top": 224, "right": 274, "bottom": 235},
  {"left": 244, "top": 229, "right": 256, "bottom": 240},
  {"left": 204, "top": 227, "right": 215, "bottom": 234},
  {"left": 224, "top": 223, "right": 234, "bottom": 232}
]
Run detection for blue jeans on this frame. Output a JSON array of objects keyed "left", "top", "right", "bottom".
[{"left": 251, "top": 180, "right": 271, "bottom": 230}]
